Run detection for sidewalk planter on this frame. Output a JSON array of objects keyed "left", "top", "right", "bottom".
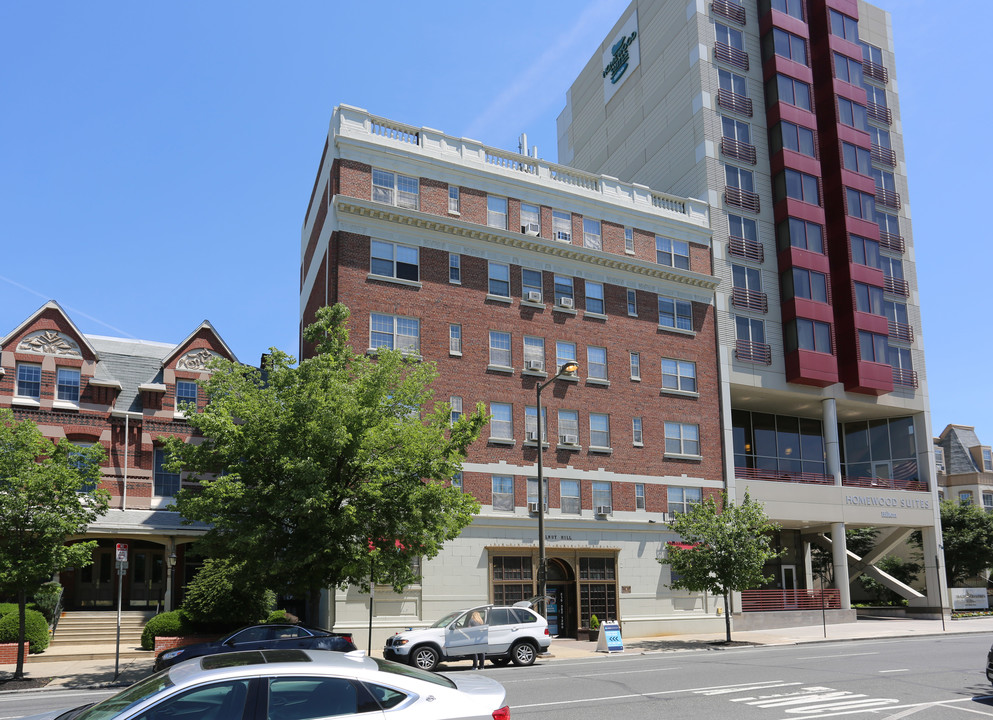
[
  {"left": 576, "top": 628, "right": 599, "bottom": 642},
  {"left": 154, "top": 635, "right": 214, "bottom": 654},
  {"left": 0, "top": 642, "right": 32, "bottom": 663}
]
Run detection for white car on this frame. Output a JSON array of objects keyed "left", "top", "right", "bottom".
[
  {"left": 19, "top": 648, "right": 509, "bottom": 720},
  {"left": 383, "top": 601, "right": 551, "bottom": 671}
]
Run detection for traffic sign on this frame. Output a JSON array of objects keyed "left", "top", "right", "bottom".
[{"left": 115, "top": 543, "right": 128, "bottom": 561}]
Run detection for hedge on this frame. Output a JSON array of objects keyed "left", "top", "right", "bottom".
[
  {"left": 141, "top": 610, "right": 197, "bottom": 651},
  {"left": 0, "top": 608, "right": 50, "bottom": 653}
]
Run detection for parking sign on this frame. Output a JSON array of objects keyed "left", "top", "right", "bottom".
[{"left": 115, "top": 543, "right": 128, "bottom": 561}]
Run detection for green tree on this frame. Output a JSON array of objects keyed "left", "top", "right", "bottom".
[
  {"left": 664, "top": 491, "right": 784, "bottom": 642},
  {"left": 912, "top": 500, "right": 993, "bottom": 585},
  {"left": 857, "top": 555, "right": 920, "bottom": 605},
  {"left": 0, "top": 409, "right": 108, "bottom": 678},
  {"left": 180, "top": 558, "right": 276, "bottom": 628},
  {"left": 167, "top": 304, "right": 487, "bottom": 624}
]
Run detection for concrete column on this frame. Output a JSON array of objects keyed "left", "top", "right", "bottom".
[
  {"left": 803, "top": 539, "right": 814, "bottom": 590},
  {"left": 822, "top": 398, "right": 842, "bottom": 486},
  {"left": 831, "top": 522, "right": 851, "bottom": 609},
  {"left": 917, "top": 525, "right": 949, "bottom": 615}
]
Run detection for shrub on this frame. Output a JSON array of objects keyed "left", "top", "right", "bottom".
[
  {"left": 589, "top": 614, "right": 600, "bottom": 631},
  {"left": 33, "top": 582, "right": 63, "bottom": 625},
  {"left": 141, "top": 610, "right": 195, "bottom": 651},
  {"left": 0, "top": 608, "right": 50, "bottom": 653},
  {"left": 181, "top": 559, "right": 274, "bottom": 628},
  {"left": 265, "top": 610, "right": 300, "bottom": 624}
]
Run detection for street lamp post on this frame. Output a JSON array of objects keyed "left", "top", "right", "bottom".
[
  {"left": 165, "top": 551, "right": 177, "bottom": 612},
  {"left": 535, "top": 360, "right": 579, "bottom": 618}
]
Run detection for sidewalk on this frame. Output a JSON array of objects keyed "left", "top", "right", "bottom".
[{"left": 2, "top": 615, "right": 991, "bottom": 691}]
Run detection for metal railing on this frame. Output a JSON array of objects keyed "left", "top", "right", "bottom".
[
  {"left": 878, "top": 231, "right": 905, "bottom": 254},
  {"left": 887, "top": 319, "right": 914, "bottom": 343},
  {"left": 725, "top": 186, "right": 761, "bottom": 213},
  {"left": 867, "top": 101, "right": 892, "bottom": 125},
  {"left": 50, "top": 584, "right": 66, "bottom": 637},
  {"left": 741, "top": 589, "right": 841, "bottom": 612},
  {"left": 711, "top": 0, "right": 745, "bottom": 24},
  {"left": 728, "top": 234, "right": 764, "bottom": 263},
  {"left": 731, "top": 286, "right": 768, "bottom": 313},
  {"left": 734, "top": 339, "right": 771, "bottom": 364},
  {"left": 717, "top": 89, "right": 753, "bottom": 117},
  {"left": 891, "top": 367, "right": 919, "bottom": 390},
  {"left": 736, "top": 467, "right": 833, "bottom": 485},
  {"left": 862, "top": 60, "right": 889, "bottom": 84},
  {"left": 870, "top": 143, "right": 896, "bottom": 167},
  {"left": 884, "top": 275, "right": 909, "bottom": 296},
  {"left": 715, "top": 42, "right": 749, "bottom": 71},
  {"left": 721, "top": 136, "right": 757, "bottom": 164},
  {"left": 875, "top": 187, "right": 901, "bottom": 210}
]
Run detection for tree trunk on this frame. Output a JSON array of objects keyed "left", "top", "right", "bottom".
[
  {"left": 723, "top": 591, "right": 732, "bottom": 643},
  {"left": 307, "top": 587, "right": 322, "bottom": 626},
  {"left": 15, "top": 589, "right": 26, "bottom": 680}
]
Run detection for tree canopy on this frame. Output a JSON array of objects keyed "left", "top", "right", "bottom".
[
  {"left": 663, "top": 490, "right": 783, "bottom": 642},
  {"left": 167, "top": 304, "right": 488, "bottom": 623},
  {"left": 912, "top": 500, "right": 993, "bottom": 586},
  {"left": 0, "top": 408, "right": 109, "bottom": 678}
]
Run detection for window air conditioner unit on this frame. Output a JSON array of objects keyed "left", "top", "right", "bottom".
[
  {"left": 528, "top": 501, "right": 543, "bottom": 513},
  {"left": 525, "top": 430, "right": 539, "bottom": 442},
  {"left": 526, "top": 290, "right": 543, "bottom": 303},
  {"left": 525, "top": 359, "right": 545, "bottom": 371},
  {"left": 558, "top": 297, "right": 574, "bottom": 309},
  {"left": 560, "top": 434, "right": 578, "bottom": 445},
  {"left": 556, "top": 231, "right": 571, "bottom": 242},
  {"left": 523, "top": 222, "right": 540, "bottom": 236},
  {"left": 595, "top": 505, "right": 612, "bottom": 516}
]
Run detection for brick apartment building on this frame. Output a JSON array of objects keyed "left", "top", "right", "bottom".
[{"left": 0, "top": 300, "right": 235, "bottom": 611}]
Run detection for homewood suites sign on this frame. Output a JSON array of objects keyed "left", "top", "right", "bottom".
[
  {"left": 601, "top": 12, "right": 640, "bottom": 104},
  {"left": 603, "top": 31, "right": 638, "bottom": 84}
]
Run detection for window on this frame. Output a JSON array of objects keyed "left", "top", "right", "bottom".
[
  {"left": 728, "top": 213, "right": 758, "bottom": 243},
  {"left": 560, "top": 480, "right": 580, "bottom": 514},
  {"left": 719, "top": 68, "right": 747, "bottom": 96},
  {"left": 838, "top": 97, "right": 868, "bottom": 131},
  {"left": 846, "top": 188, "right": 876, "bottom": 220},
  {"left": 558, "top": 410, "right": 579, "bottom": 444},
  {"left": 523, "top": 336, "right": 545, "bottom": 372},
  {"left": 587, "top": 346, "right": 607, "bottom": 381},
  {"left": 934, "top": 447, "right": 945, "bottom": 473},
  {"left": 869, "top": 126, "right": 891, "bottom": 150},
  {"left": 880, "top": 256, "right": 905, "bottom": 281},
  {"left": 834, "top": 52, "right": 864, "bottom": 85},
  {"left": 553, "top": 275, "right": 574, "bottom": 306},
  {"left": 778, "top": 217, "right": 823, "bottom": 253},
  {"left": 492, "top": 556, "right": 532, "bottom": 604},
  {"left": 858, "top": 331, "right": 888, "bottom": 363},
  {"left": 449, "top": 324, "right": 462, "bottom": 355},
  {"left": 732, "top": 264, "right": 762, "bottom": 293},
  {"left": 626, "top": 289, "right": 637, "bottom": 316},
  {"left": 863, "top": 83, "right": 887, "bottom": 108},
  {"left": 635, "top": 484, "right": 646, "bottom": 510},
  {"left": 661, "top": 359, "right": 697, "bottom": 393},
  {"left": 872, "top": 168, "right": 897, "bottom": 193},
  {"left": 370, "top": 240, "right": 418, "bottom": 281},
  {"left": 527, "top": 478, "right": 548, "bottom": 507},
  {"left": 958, "top": 491, "right": 973, "bottom": 507},
  {"left": 722, "top": 116, "right": 750, "bottom": 144},
  {"left": 855, "top": 282, "right": 884, "bottom": 315},
  {"left": 492, "top": 476, "right": 514, "bottom": 511},
  {"left": 842, "top": 142, "right": 872, "bottom": 175},
  {"left": 877, "top": 211, "right": 900, "bottom": 238},
  {"left": 984, "top": 493, "right": 993, "bottom": 512},
  {"left": 520, "top": 203, "right": 540, "bottom": 234},
  {"left": 772, "top": 120, "right": 815, "bottom": 157},
  {"left": 725, "top": 165, "right": 754, "bottom": 193},
  {"left": 57, "top": 368, "right": 81, "bottom": 403},
  {"left": 884, "top": 300, "right": 908, "bottom": 326},
  {"left": 665, "top": 422, "right": 700, "bottom": 456},
  {"left": 624, "top": 227, "right": 635, "bottom": 253},
  {"left": 736, "top": 316, "right": 765, "bottom": 344},
  {"left": 830, "top": 9, "right": 859, "bottom": 42},
  {"left": 579, "top": 558, "right": 616, "bottom": 627},
  {"left": 786, "top": 318, "right": 833, "bottom": 354},
  {"left": 553, "top": 211, "right": 572, "bottom": 242},
  {"left": 983, "top": 448, "right": 992, "bottom": 472},
  {"left": 450, "top": 396, "right": 463, "bottom": 425},
  {"left": 525, "top": 406, "right": 547, "bottom": 442},
  {"left": 771, "top": 0, "right": 803, "bottom": 20},
  {"left": 154, "top": 447, "right": 180, "bottom": 496},
  {"left": 659, "top": 297, "right": 693, "bottom": 331},
  {"left": 590, "top": 414, "right": 610, "bottom": 448},
  {"left": 593, "top": 481, "right": 612, "bottom": 512},
  {"left": 716, "top": 22, "right": 744, "bottom": 51},
  {"left": 487, "top": 195, "right": 508, "bottom": 229},
  {"left": 861, "top": 41, "right": 883, "bottom": 66},
  {"left": 656, "top": 236, "right": 690, "bottom": 269},
  {"left": 769, "top": 74, "right": 811, "bottom": 111},
  {"left": 783, "top": 267, "right": 828, "bottom": 303},
  {"left": 372, "top": 169, "right": 419, "bottom": 209},
  {"left": 583, "top": 218, "right": 602, "bottom": 250},
  {"left": 448, "top": 185, "right": 460, "bottom": 214},
  {"left": 776, "top": 169, "right": 819, "bottom": 205},
  {"left": 370, "top": 314, "right": 420, "bottom": 354},
  {"left": 488, "top": 262, "right": 510, "bottom": 297},
  {"left": 521, "top": 268, "right": 543, "bottom": 302},
  {"left": 632, "top": 418, "right": 644, "bottom": 445},
  {"left": 176, "top": 380, "right": 197, "bottom": 409},
  {"left": 489, "top": 331, "right": 512, "bottom": 368},
  {"left": 490, "top": 403, "right": 513, "bottom": 441},
  {"left": 668, "top": 486, "right": 702, "bottom": 514},
  {"left": 555, "top": 341, "right": 577, "bottom": 372},
  {"left": 70, "top": 442, "right": 98, "bottom": 492},
  {"left": 585, "top": 281, "right": 604, "bottom": 314},
  {"left": 769, "top": 28, "right": 807, "bottom": 64},
  {"left": 629, "top": 351, "right": 641, "bottom": 380},
  {"left": 889, "top": 344, "right": 912, "bottom": 375},
  {"left": 16, "top": 363, "right": 41, "bottom": 399},
  {"left": 449, "top": 253, "right": 461, "bottom": 283}
]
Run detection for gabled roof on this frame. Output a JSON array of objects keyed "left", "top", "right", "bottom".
[
  {"left": 936, "top": 424, "right": 983, "bottom": 475},
  {"left": 0, "top": 300, "right": 100, "bottom": 360},
  {"left": 88, "top": 335, "right": 174, "bottom": 413},
  {"left": 161, "top": 319, "right": 239, "bottom": 368}
]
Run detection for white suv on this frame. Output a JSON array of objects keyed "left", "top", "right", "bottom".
[{"left": 383, "top": 601, "right": 551, "bottom": 671}]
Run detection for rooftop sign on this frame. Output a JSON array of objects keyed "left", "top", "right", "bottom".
[{"left": 602, "top": 11, "right": 640, "bottom": 105}]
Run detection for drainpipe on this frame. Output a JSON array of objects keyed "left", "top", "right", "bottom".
[{"left": 111, "top": 410, "right": 142, "bottom": 511}]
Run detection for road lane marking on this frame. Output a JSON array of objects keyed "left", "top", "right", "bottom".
[
  {"left": 511, "top": 679, "right": 791, "bottom": 708},
  {"left": 794, "top": 652, "right": 879, "bottom": 660},
  {"left": 496, "top": 666, "right": 682, "bottom": 684},
  {"left": 781, "top": 695, "right": 993, "bottom": 719},
  {"left": 878, "top": 669, "right": 908, "bottom": 673}
]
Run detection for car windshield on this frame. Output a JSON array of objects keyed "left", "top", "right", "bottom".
[
  {"left": 429, "top": 611, "right": 462, "bottom": 629},
  {"left": 372, "top": 657, "right": 457, "bottom": 688},
  {"left": 73, "top": 670, "right": 175, "bottom": 720}
]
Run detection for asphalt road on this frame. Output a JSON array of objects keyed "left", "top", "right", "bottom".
[{"left": 2, "top": 634, "right": 992, "bottom": 719}]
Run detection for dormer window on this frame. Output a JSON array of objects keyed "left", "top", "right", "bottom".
[{"left": 983, "top": 447, "right": 992, "bottom": 472}]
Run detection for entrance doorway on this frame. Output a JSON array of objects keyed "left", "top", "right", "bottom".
[
  {"left": 130, "top": 550, "right": 165, "bottom": 609},
  {"left": 78, "top": 548, "right": 115, "bottom": 607},
  {"left": 546, "top": 558, "right": 576, "bottom": 638},
  {"left": 782, "top": 564, "right": 798, "bottom": 608}
]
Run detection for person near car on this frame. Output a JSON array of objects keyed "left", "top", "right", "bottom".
[{"left": 468, "top": 610, "right": 486, "bottom": 669}]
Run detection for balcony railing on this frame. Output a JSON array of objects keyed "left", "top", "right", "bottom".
[
  {"left": 736, "top": 467, "right": 833, "bottom": 485},
  {"left": 884, "top": 275, "right": 909, "bottom": 296},
  {"left": 712, "top": 0, "right": 745, "bottom": 25},
  {"left": 887, "top": 320, "right": 914, "bottom": 343},
  {"left": 728, "top": 234, "right": 764, "bottom": 263},
  {"left": 725, "top": 185, "right": 760, "bottom": 213},
  {"left": 878, "top": 231, "right": 905, "bottom": 254},
  {"left": 717, "top": 88, "right": 753, "bottom": 116},
  {"left": 721, "top": 136, "right": 757, "bottom": 164},
  {"left": 742, "top": 589, "right": 841, "bottom": 612},
  {"left": 875, "top": 187, "right": 901, "bottom": 210},
  {"left": 735, "top": 339, "right": 771, "bottom": 364},
  {"left": 870, "top": 143, "right": 896, "bottom": 167},
  {"left": 731, "top": 286, "right": 768, "bottom": 313},
  {"left": 715, "top": 42, "right": 749, "bottom": 71},
  {"left": 891, "top": 367, "right": 919, "bottom": 390},
  {"left": 862, "top": 60, "right": 888, "bottom": 84},
  {"left": 843, "top": 473, "right": 926, "bottom": 491},
  {"left": 867, "top": 101, "right": 892, "bottom": 125}
]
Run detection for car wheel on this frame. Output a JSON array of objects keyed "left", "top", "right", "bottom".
[
  {"left": 511, "top": 641, "right": 537, "bottom": 666},
  {"left": 490, "top": 657, "right": 511, "bottom": 667},
  {"left": 411, "top": 646, "right": 440, "bottom": 672}
]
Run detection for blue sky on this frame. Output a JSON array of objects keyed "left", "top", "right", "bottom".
[{"left": 1, "top": 1, "right": 988, "bottom": 442}]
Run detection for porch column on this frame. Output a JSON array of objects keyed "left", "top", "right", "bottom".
[{"left": 822, "top": 399, "right": 850, "bottom": 609}]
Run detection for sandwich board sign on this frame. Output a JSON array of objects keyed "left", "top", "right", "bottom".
[{"left": 596, "top": 621, "right": 624, "bottom": 653}]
